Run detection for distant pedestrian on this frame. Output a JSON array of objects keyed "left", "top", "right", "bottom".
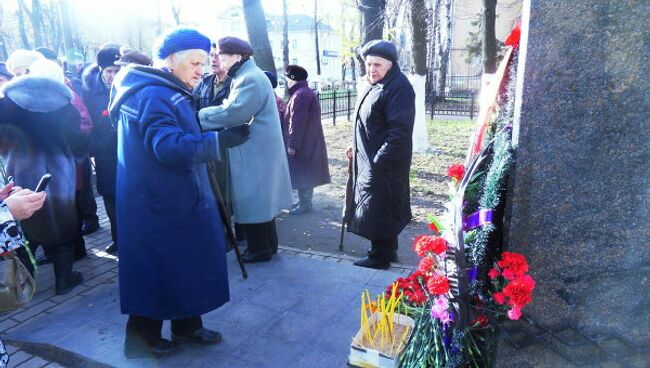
[
  {"left": 109, "top": 28, "right": 249, "bottom": 358},
  {"left": 345, "top": 40, "right": 415, "bottom": 270},
  {"left": 82, "top": 44, "right": 121, "bottom": 253},
  {"left": 5, "top": 49, "right": 43, "bottom": 76},
  {"left": 194, "top": 42, "right": 231, "bottom": 109},
  {"left": 199, "top": 36, "right": 292, "bottom": 263},
  {"left": 283, "top": 65, "right": 330, "bottom": 214}
]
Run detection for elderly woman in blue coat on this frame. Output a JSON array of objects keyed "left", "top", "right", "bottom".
[
  {"left": 199, "top": 37, "right": 292, "bottom": 263},
  {"left": 109, "top": 28, "right": 250, "bottom": 358}
]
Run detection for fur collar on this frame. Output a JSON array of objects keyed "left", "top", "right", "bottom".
[{"left": 1, "top": 76, "right": 72, "bottom": 113}]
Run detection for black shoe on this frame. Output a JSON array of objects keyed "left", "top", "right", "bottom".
[
  {"left": 36, "top": 255, "right": 52, "bottom": 266},
  {"left": 242, "top": 250, "right": 272, "bottom": 263},
  {"left": 81, "top": 222, "right": 100, "bottom": 235},
  {"left": 55, "top": 271, "right": 83, "bottom": 295},
  {"left": 353, "top": 257, "right": 390, "bottom": 270},
  {"left": 124, "top": 338, "right": 182, "bottom": 359},
  {"left": 172, "top": 328, "right": 223, "bottom": 346},
  {"left": 105, "top": 242, "right": 118, "bottom": 254}
]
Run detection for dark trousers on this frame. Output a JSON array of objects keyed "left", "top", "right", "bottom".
[
  {"left": 77, "top": 158, "right": 98, "bottom": 225},
  {"left": 369, "top": 237, "right": 398, "bottom": 262},
  {"left": 126, "top": 315, "right": 202, "bottom": 343},
  {"left": 243, "top": 220, "right": 278, "bottom": 255},
  {"left": 103, "top": 195, "right": 117, "bottom": 242}
]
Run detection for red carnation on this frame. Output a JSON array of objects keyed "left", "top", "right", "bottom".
[
  {"left": 101, "top": 109, "right": 110, "bottom": 117},
  {"left": 418, "top": 257, "right": 435, "bottom": 273},
  {"left": 430, "top": 237, "right": 448, "bottom": 255},
  {"left": 447, "top": 164, "right": 465, "bottom": 181},
  {"left": 472, "top": 315, "right": 489, "bottom": 327},
  {"left": 488, "top": 268, "right": 500, "bottom": 279},
  {"left": 502, "top": 275, "right": 535, "bottom": 308},
  {"left": 426, "top": 274, "right": 450, "bottom": 296},
  {"left": 497, "top": 252, "right": 529, "bottom": 277},
  {"left": 507, "top": 307, "right": 522, "bottom": 320},
  {"left": 493, "top": 292, "right": 506, "bottom": 305},
  {"left": 413, "top": 235, "right": 448, "bottom": 257},
  {"left": 502, "top": 268, "right": 515, "bottom": 281}
]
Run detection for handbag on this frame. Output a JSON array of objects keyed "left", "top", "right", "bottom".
[{"left": 0, "top": 251, "right": 36, "bottom": 311}]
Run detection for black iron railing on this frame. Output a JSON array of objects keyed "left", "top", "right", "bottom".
[
  {"left": 317, "top": 89, "right": 357, "bottom": 125},
  {"left": 427, "top": 92, "right": 479, "bottom": 119}
]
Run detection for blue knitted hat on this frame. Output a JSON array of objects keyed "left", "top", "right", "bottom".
[{"left": 155, "top": 28, "right": 211, "bottom": 60}]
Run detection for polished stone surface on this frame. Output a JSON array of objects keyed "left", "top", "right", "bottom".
[{"left": 501, "top": 0, "right": 650, "bottom": 366}]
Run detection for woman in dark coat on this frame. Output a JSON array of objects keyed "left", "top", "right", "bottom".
[
  {"left": 0, "top": 60, "right": 88, "bottom": 294},
  {"left": 345, "top": 40, "right": 415, "bottom": 270},
  {"left": 283, "top": 65, "right": 331, "bottom": 214},
  {"left": 109, "top": 28, "right": 249, "bottom": 358}
]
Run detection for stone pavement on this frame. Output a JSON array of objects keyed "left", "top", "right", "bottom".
[{"left": 1, "top": 198, "right": 413, "bottom": 367}]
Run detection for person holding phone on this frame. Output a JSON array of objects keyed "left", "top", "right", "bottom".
[{"left": 0, "top": 59, "right": 88, "bottom": 295}]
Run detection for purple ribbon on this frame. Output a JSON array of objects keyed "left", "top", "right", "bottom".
[{"left": 462, "top": 209, "right": 493, "bottom": 231}]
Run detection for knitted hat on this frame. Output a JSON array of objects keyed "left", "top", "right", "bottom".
[
  {"left": 285, "top": 65, "right": 308, "bottom": 81},
  {"left": 156, "top": 28, "right": 211, "bottom": 60},
  {"left": 6, "top": 50, "right": 45, "bottom": 74},
  {"left": 264, "top": 71, "right": 278, "bottom": 88},
  {"left": 0, "top": 62, "right": 12, "bottom": 80},
  {"left": 97, "top": 46, "right": 121, "bottom": 70},
  {"left": 361, "top": 40, "right": 398, "bottom": 63},
  {"left": 115, "top": 46, "right": 153, "bottom": 66},
  {"left": 34, "top": 47, "right": 58, "bottom": 61},
  {"left": 29, "top": 59, "right": 65, "bottom": 84},
  {"left": 217, "top": 37, "right": 253, "bottom": 56}
]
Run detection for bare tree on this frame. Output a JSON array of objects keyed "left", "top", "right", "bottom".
[
  {"left": 171, "top": 0, "right": 182, "bottom": 25},
  {"left": 409, "top": 0, "right": 427, "bottom": 75},
  {"left": 242, "top": 0, "right": 276, "bottom": 72},
  {"left": 0, "top": 4, "right": 9, "bottom": 60},
  {"left": 17, "top": 0, "right": 31, "bottom": 49},
  {"left": 314, "top": 0, "right": 321, "bottom": 75},
  {"left": 58, "top": 0, "right": 74, "bottom": 71},
  {"left": 357, "top": 0, "right": 387, "bottom": 76},
  {"left": 31, "top": 0, "right": 43, "bottom": 47},
  {"left": 282, "top": 0, "right": 289, "bottom": 71},
  {"left": 437, "top": 0, "right": 453, "bottom": 94},
  {"left": 482, "top": 0, "right": 497, "bottom": 73}
]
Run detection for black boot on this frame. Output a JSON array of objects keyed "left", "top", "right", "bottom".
[
  {"left": 48, "top": 243, "right": 84, "bottom": 295},
  {"left": 290, "top": 188, "right": 313, "bottom": 215},
  {"left": 125, "top": 316, "right": 181, "bottom": 359}
]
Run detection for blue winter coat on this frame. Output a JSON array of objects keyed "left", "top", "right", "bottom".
[
  {"left": 82, "top": 64, "right": 117, "bottom": 197},
  {"left": 109, "top": 66, "right": 229, "bottom": 320}
]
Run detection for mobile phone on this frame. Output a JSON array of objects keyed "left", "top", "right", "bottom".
[{"left": 35, "top": 174, "right": 52, "bottom": 193}]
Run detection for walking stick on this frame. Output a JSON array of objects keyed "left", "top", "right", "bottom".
[
  {"left": 339, "top": 154, "right": 354, "bottom": 251},
  {"left": 207, "top": 162, "right": 248, "bottom": 279}
]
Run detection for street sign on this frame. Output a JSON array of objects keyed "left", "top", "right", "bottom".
[{"left": 322, "top": 50, "right": 338, "bottom": 58}]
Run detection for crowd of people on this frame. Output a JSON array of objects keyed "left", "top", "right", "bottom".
[{"left": 0, "top": 27, "right": 415, "bottom": 359}]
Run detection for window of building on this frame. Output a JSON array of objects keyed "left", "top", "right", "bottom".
[{"left": 292, "top": 39, "right": 298, "bottom": 49}]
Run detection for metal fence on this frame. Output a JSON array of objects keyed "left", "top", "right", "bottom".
[
  {"left": 427, "top": 92, "right": 479, "bottom": 119},
  {"left": 447, "top": 75, "right": 482, "bottom": 93},
  {"left": 317, "top": 89, "right": 357, "bottom": 125}
]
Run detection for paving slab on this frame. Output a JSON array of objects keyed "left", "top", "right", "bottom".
[{"left": 5, "top": 253, "right": 404, "bottom": 367}]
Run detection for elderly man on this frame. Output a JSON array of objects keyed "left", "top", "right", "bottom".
[
  {"left": 194, "top": 42, "right": 231, "bottom": 109},
  {"left": 109, "top": 28, "right": 250, "bottom": 357},
  {"left": 345, "top": 40, "right": 415, "bottom": 270}
]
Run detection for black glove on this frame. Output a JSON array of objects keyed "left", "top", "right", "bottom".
[{"left": 218, "top": 124, "right": 250, "bottom": 148}]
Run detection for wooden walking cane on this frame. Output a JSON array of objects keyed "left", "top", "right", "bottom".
[
  {"left": 207, "top": 162, "right": 248, "bottom": 279},
  {"left": 339, "top": 153, "right": 354, "bottom": 251}
]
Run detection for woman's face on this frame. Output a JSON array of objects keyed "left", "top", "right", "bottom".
[
  {"left": 170, "top": 50, "right": 206, "bottom": 89},
  {"left": 218, "top": 53, "right": 242, "bottom": 72}
]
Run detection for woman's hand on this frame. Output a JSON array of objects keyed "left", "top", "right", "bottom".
[{"left": 4, "top": 189, "right": 46, "bottom": 220}]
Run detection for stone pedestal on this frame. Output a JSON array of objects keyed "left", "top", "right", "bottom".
[{"left": 499, "top": 0, "right": 650, "bottom": 366}]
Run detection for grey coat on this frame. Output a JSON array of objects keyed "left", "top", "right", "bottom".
[{"left": 199, "top": 59, "right": 292, "bottom": 224}]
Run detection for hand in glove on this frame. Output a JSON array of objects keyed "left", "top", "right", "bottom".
[{"left": 218, "top": 124, "right": 250, "bottom": 148}]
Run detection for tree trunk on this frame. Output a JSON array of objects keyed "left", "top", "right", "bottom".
[
  {"left": 0, "top": 34, "right": 8, "bottom": 61},
  {"left": 242, "top": 0, "right": 276, "bottom": 72},
  {"left": 171, "top": 1, "right": 181, "bottom": 25},
  {"left": 356, "top": 0, "right": 386, "bottom": 76},
  {"left": 409, "top": 0, "right": 429, "bottom": 153},
  {"left": 58, "top": 0, "right": 74, "bottom": 72},
  {"left": 282, "top": 0, "right": 289, "bottom": 70},
  {"left": 437, "top": 0, "right": 453, "bottom": 94},
  {"left": 31, "top": 0, "right": 43, "bottom": 47},
  {"left": 432, "top": 0, "right": 442, "bottom": 96},
  {"left": 17, "top": 0, "right": 32, "bottom": 49},
  {"left": 482, "top": 0, "right": 497, "bottom": 73},
  {"left": 314, "top": 0, "right": 321, "bottom": 75}
]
